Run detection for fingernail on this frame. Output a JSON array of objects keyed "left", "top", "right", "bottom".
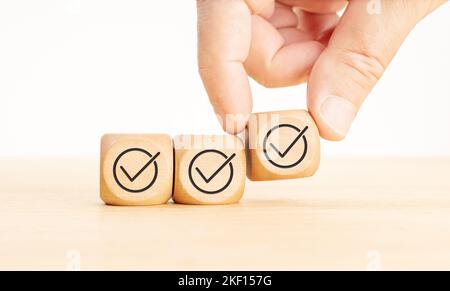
[{"left": 319, "top": 95, "right": 357, "bottom": 137}]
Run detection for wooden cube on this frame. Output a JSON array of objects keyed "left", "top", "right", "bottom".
[
  {"left": 245, "top": 110, "right": 320, "bottom": 181},
  {"left": 100, "top": 134, "right": 173, "bottom": 206},
  {"left": 173, "top": 135, "right": 246, "bottom": 205}
]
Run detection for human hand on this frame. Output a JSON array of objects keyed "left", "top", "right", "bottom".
[{"left": 197, "top": 0, "right": 446, "bottom": 140}]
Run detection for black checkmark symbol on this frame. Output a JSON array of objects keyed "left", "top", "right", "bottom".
[
  {"left": 269, "top": 126, "right": 309, "bottom": 158},
  {"left": 195, "top": 153, "right": 236, "bottom": 184},
  {"left": 120, "top": 152, "right": 160, "bottom": 182}
]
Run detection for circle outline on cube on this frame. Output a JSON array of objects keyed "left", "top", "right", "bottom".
[
  {"left": 188, "top": 149, "right": 235, "bottom": 195},
  {"left": 262, "top": 123, "right": 309, "bottom": 169},
  {"left": 113, "top": 147, "right": 159, "bottom": 193}
]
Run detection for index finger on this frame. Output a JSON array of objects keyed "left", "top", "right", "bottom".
[{"left": 197, "top": 0, "right": 253, "bottom": 134}]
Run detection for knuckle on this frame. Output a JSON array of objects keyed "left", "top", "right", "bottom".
[
  {"left": 245, "top": 62, "right": 272, "bottom": 88},
  {"left": 334, "top": 48, "right": 385, "bottom": 91},
  {"left": 250, "top": 70, "right": 278, "bottom": 89},
  {"left": 251, "top": 72, "right": 274, "bottom": 88}
]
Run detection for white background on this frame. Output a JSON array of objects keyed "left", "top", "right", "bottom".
[{"left": 0, "top": 0, "right": 449, "bottom": 158}]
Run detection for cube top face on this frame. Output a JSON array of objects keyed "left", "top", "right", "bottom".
[
  {"left": 100, "top": 134, "right": 173, "bottom": 206},
  {"left": 246, "top": 110, "right": 321, "bottom": 181},
  {"left": 173, "top": 135, "right": 246, "bottom": 205}
]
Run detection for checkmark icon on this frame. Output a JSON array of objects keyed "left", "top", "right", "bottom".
[
  {"left": 120, "top": 152, "right": 160, "bottom": 182},
  {"left": 195, "top": 153, "right": 236, "bottom": 184},
  {"left": 269, "top": 126, "right": 309, "bottom": 158}
]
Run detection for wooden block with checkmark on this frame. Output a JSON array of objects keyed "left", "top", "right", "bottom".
[
  {"left": 100, "top": 134, "right": 173, "bottom": 206},
  {"left": 245, "top": 110, "right": 320, "bottom": 181},
  {"left": 172, "top": 135, "right": 246, "bottom": 205}
]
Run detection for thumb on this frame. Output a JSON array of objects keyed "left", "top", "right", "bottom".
[{"left": 307, "top": 0, "right": 446, "bottom": 141}]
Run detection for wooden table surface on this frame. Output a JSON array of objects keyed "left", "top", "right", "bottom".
[{"left": 1, "top": 157, "right": 449, "bottom": 270}]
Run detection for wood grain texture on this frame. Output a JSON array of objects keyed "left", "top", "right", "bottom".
[
  {"left": 173, "top": 135, "right": 246, "bottom": 205},
  {"left": 0, "top": 157, "right": 450, "bottom": 270},
  {"left": 100, "top": 134, "right": 173, "bottom": 206},
  {"left": 246, "top": 110, "right": 320, "bottom": 181}
]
